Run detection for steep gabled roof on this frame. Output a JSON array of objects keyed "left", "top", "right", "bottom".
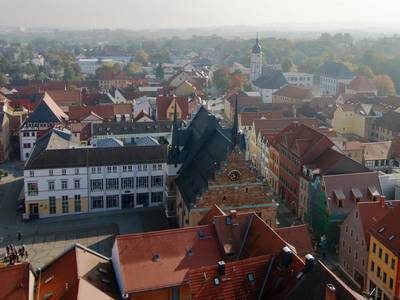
[
  {"left": 348, "top": 76, "right": 376, "bottom": 92},
  {"left": 46, "top": 90, "right": 81, "bottom": 106},
  {"left": 275, "top": 225, "right": 313, "bottom": 257},
  {"left": 21, "top": 93, "right": 68, "bottom": 126},
  {"left": 156, "top": 95, "right": 189, "bottom": 120},
  {"left": 273, "top": 85, "right": 312, "bottom": 100}
]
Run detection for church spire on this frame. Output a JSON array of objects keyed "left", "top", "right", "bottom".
[{"left": 231, "top": 93, "right": 239, "bottom": 150}]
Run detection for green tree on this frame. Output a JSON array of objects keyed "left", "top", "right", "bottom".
[
  {"left": 355, "top": 65, "right": 374, "bottom": 78},
  {"left": 135, "top": 50, "right": 149, "bottom": 66},
  {"left": 125, "top": 62, "right": 143, "bottom": 75},
  {"left": 373, "top": 75, "right": 396, "bottom": 96},
  {"left": 155, "top": 63, "right": 164, "bottom": 80},
  {"left": 0, "top": 73, "right": 9, "bottom": 85},
  {"left": 282, "top": 58, "right": 294, "bottom": 72},
  {"left": 63, "top": 64, "right": 75, "bottom": 80},
  {"left": 213, "top": 66, "right": 230, "bottom": 91}
]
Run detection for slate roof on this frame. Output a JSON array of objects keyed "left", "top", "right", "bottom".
[
  {"left": 286, "top": 260, "right": 364, "bottom": 300},
  {"left": 25, "top": 144, "right": 167, "bottom": 170},
  {"left": 21, "top": 93, "right": 68, "bottom": 127},
  {"left": 175, "top": 106, "right": 232, "bottom": 207},
  {"left": 253, "top": 68, "right": 288, "bottom": 89},
  {"left": 252, "top": 38, "right": 262, "bottom": 54},
  {"left": 375, "top": 110, "right": 400, "bottom": 132},
  {"left": 317, "top": 61, "right": 353, "bottom": 79},
  {"left": 92, "top": 121, "right": 173, "bottom": 136}
]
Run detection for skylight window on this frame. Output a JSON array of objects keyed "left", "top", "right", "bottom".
[
  {"left": 247, "top": 272, "right": 255, "bottom": 282},
  {"left": 213, "top": 277, "right": 221, "bottom": 286},
  {"left": 389, "top": 235, "right": 395, "bottom": 241}
]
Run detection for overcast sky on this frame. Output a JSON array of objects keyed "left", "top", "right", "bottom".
[{"left": 0, "top": 0, "right": 399, "bottom": 30}]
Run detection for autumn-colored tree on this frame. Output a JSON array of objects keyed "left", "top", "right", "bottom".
[
  {"left": 213, "top": 66, "right": 230, "bottom": 91},
  {"left": 230, "top": 73, "right": 244, "bottom": 90},
  {"left": 135, "top": 50, "right": 150, "bottom": 66},
  {"left": 373, "top": 74, "right": 396, "bottom": 96}
]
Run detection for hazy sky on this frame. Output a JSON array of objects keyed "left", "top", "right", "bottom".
[{"left": 0, "top": 0, "right": 399, "bottom": 30}]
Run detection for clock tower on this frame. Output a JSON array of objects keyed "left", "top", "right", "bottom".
[{"left": 250, "top": 36, "right": 263, "bottom": 82}]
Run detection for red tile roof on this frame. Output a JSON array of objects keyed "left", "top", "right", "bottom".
[
  {"left": 240, "top": 111, "right": 284, "bottom": 127},
  {"left": 198, "top": 204, "right": 226, "bottom": 225},
  {"left": 68, "top": 105, "right": 115, "bottom": 121},
  {"left": 273, "top": 85, "right": 312, "bottom": 100},
  {"left": 253, "top": 118, "right": 321, "bottom": 137},
  {"left": 156, "top": 95, "right": 189, "bottom": 120},
  {"left": 0, "top": 263, "right": 32, "bottom": 300},
  {"left": 358, "top": 200, "right": 400, "bottom": 245},
  {"left": 370, "top": 202, "right": 400, "bottom": 255},
  {"left": 186, "top": 255, "right": 270, "bottom": 300},
  {"left": 348, "top": 76, "right": 376, "bottom": 92},
  {"left": 273, "top": 123, "right": 333, "bottom": 159},
  {"left": 46, "top": 90, "right": 82, "bottom": 106},
  {"left": 114, "top": 225, "right": 224, "bottom": 294},
  {"left": 275, "top": 225, "right": 314, "bottom": 257},
  {"left": 36, "top": 244, "right": 118, "bottom": 300}
]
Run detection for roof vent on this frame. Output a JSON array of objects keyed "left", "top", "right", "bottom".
[
  {"left": 379, "top": 227, "right": 385, "bottom": 233},
  {"left": 101, "top": 278, "right": 111, "bottom": 284},
  {"left": 217, "top": 261, "right": 226, "bottom": 276},
  {"left": 389, "top": 235, "right": 395, "bottom": 241},
  {"left": 98, "top": 267, "right": 107, "bottom": 274},
  {"left": 152, "top": 253, "right": 160, "bottom": 262},
  {"left": 186, "top": 248, "right": 193, "bottom": 256},
  {"left": 247, "top": 272, "right": 255, "bottom": 282},
  {"left": 282, "top": 246, "right": 293, "bottom": 268},
  {"left": 304, "top": 254, "right": 315, "bottom": 273},
  {"left": 198, "top": 229, "right": 205, "bottom": 239}
]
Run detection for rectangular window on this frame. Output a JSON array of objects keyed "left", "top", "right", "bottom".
[
  {"left": 151, "top": 192, "right": 163, "bottom": 204},
  {"left": 48, "top": 181, "right": 55, "bottom": 191},
  {"left": 91, "top": 167, "right": 96, "bottom": 174},
  {"left": 90, "top": 179, "right": 103, "bottom": 191},
  {"left": 49, "top": 169, "right": 53, "bottom": 176},
  {"left": 377, "top": 266, "right": 381, "bottom": 277},
  {"left": 391, "top": 258, "right": 395, "bottom": 270},
  {"left": 27, "top": 182, "right": 38, "bottom": 196},
  {"left": 106, "top": 195, "right": 119, "bottom": 208},
  {"left": 62, "top": 196, "right": 69, "bottom": 213},
  {"left": 151, "top": 176, "right": 163, "bottom": 187},
  {"left": 91, "top": 196, "right": 103, "bottom": 209},
  {"left": 137, "top": 193, "right": 149, "bottom": 207},
  {"left": 379, "top": 248, "right": 382, "bottom": 259},
  {"left": 106, "top": 178, "right": 119, "bottom": 190},
  {"left": 107, "top": 166, "right": 112, "bottom": 173},
  {"left": 385, "top": 253, "right": 389, "bottom": 264},
  {"left": 49, "top": 196, "right": 56, "bottom": 214},
  {"left": 142, "top": 164, "right": 148, "bottom": 171},
  {"left": 383, "top": 272, "right": 387, "bottom": 283},
  {"left": 136, "top": 176, "right": 149, "bottom": 188},
  {"left": 74, "top": 195, "right": 81, "bottom": 212},
  {"left": 371, "top": 261, "right": 375, "bottom": 272},
  {"left": 61, "top": 180, "right": 68, "bottom": 190},
  {"left": 74, "top": 180, "right": 80, "bottom": 189},
  {"left": 97, "top": 167, "right": 102, "bottom": 173},
  {"left": 373, "top": 243, "right": 376, "bottom": 253},
  {"left": 112, "top": 166, "right": 118, "bottom": 173},
  {"left": 158, "top": 163, "right": 162, "bottom": 170},
  {"left": 29, "top": 170, "right": 34, "bottom": 177},
  {"left": 121, "top": 177, "right": 134, "bottom": 189},
  {"left": 128, "top": 165, "right": 133, "bottom": 172},
  {"left": 122, "top": 165, "right": 127, "bottom": 172},
  {"left": 75, "top": 168, "right": 79, "bottom": 175},
  {"left": 62, "top": 169, "right": 66, "bottom": 175},
  {"left": 390, "top": 278, "right": 394, "bottom": 289},
  {"left": 152, "top": 164, "right": 158, "bottom": 171}
]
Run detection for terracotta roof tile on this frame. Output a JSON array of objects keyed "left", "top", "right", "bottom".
[
  {"left": 239, "top": 111, "right": 284, "bottom": 127},
  {"left": 348, "top": 76, "right": 376, "bottom": 92},
  {"left": 156, "top": 95, "right": 189, "bottom": 120},
  {"left": 275, "top": 225, "right": 314, "bottom": 257},
  {"left": 46, "top": 90, "right": 82, "bottom": 106},
  {"left": 273, "top": 85, "right": 312, "bottom": 100},
  {"left": 0, "top": 263, "right": 32, "bottom": 300}
]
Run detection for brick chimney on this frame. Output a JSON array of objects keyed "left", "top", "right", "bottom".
[
  {"left": 325, "top": 284, "right": 336, "bottom": 300},
  {"left": 380, "top": 195, "right": 386, "bottom": 208}
]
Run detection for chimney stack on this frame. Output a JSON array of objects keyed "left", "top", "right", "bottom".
[
  {"left": 325, "top": 284, "right": 336, "bottom": 300},
  {"left": 380, "top": 195, "right": 386, "bottom": 208}
]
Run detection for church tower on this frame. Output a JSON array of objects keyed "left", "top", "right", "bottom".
[{"left": 250, "top": 36, "right": 263, "bottom": 82}]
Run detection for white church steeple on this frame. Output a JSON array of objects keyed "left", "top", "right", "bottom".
[{"left": 250, "top": 36, "right": 263, "bottom": 82}]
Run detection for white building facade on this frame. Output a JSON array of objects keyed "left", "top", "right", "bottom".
[
  {"left": 284, "top": 72, "right": 314, "bottom": 87},
  {"left": 250, "top": 38, "right": 263, "bottom": 82}
]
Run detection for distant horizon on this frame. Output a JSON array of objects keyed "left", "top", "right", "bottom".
[{"left": 1, "top": 0, "right": 400, "bottom": 34}]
